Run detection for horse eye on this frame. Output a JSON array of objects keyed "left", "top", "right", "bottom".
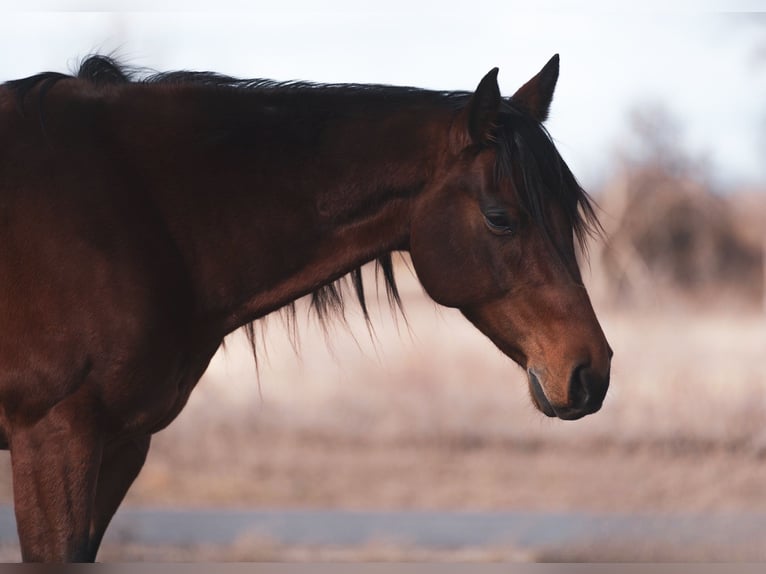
[{"left": 483, "top": 211, "right": 515, "bottom": 234}]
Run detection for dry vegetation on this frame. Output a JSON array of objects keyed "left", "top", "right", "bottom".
[{"left": 116, "top": 288, "right": 766, "bottom": 514}]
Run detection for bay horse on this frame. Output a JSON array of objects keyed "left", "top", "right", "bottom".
[{"left": 0, "top": 54, "right": 611, "bottom": 561}]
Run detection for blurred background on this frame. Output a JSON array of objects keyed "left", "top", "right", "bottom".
[{"left": 0, "top": 0, "right": 764, "bottom": 562}]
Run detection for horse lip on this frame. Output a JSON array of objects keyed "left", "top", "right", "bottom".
[{"left": 527, "top": 368, "right": 556, "bottom": 418}]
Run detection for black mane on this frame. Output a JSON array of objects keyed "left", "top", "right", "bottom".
[
  {"left": 495, "top": 104, "right": 601, "bottom": 262},
  {"left": 44, "top": 54, "right": 472, "bottom": 106}
]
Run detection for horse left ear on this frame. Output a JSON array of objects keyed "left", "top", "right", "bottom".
[
  {"left": 465, "top": 67, "right": 502, "bottom": 145},
  {"left": 511, "top": 54, "right": 559, "bottom": 122}
]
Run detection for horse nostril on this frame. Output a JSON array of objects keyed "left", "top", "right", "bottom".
[
  {"left": 569, "top": 363, "right": 609, "bottom": 411},
  {"left": 569, "top": 363, "right": 590, "bottom": 408}
]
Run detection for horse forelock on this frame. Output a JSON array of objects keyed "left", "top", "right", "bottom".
[{"left": 493, "top": 103, "right": 602, "bottom": 262}]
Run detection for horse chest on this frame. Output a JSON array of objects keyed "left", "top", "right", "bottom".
[{"left": 115, "top": 343, "right": 220, "bottom": 437}]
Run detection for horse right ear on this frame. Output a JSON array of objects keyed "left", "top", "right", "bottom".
[
  {"left": 510, "top": 54, "right": 559, "bottom": 122},
  {"left": 458, "top": 67, "right": 501, "bottom": 147}
]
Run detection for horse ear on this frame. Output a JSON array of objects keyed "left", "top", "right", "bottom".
[
  {"left": 465, "top": 67, "right": 501, "bottom": 145},
  {"left": 510, "top": 54, "right": 559, "bottom": 122}
]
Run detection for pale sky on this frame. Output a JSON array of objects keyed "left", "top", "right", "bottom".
[{"left": 1, "top": 2, "right": 764, "bottom": 189}]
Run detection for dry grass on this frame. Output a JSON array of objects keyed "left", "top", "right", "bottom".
[
  {"left": 112, "top": 267, "right": 765, "bottom": 513},
  {"left": 156, "top": 271, "right": 766, "bottom": 447},
  {"left": 0, "top": 266, "right": 763, "bottom": 515},
  {"left": 0, "top": 539, "right": 536, "bottom": 562}
]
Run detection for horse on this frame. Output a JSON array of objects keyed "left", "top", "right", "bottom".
[{"left": 0, "top": 53, "right": 611, "bottom": 561}]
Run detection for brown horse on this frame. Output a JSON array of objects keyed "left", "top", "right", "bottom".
[{"left": 0, "top": 54, "right": 611, "bottom": 561}]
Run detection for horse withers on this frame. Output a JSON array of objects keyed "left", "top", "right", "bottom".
[{"left": 0, "top": 54, "right": 610, "bottom": 561}]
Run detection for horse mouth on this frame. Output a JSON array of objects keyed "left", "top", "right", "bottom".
[{"left": 527, "top": 369, "right": 557, "bottom": 418}]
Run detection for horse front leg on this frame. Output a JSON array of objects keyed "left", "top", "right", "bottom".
[
  {"left": 9, "top": 397, "right": 104, "bottom": 562},
  {"left": 85, "top": 435, "right": 151, "bottom": 561}
]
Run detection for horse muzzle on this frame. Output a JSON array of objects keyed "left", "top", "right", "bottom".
[{"left": 527, "top": 363, "right": 610, "bottom": 421}]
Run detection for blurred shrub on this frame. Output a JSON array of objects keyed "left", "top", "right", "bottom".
[{"left": 590, "top": 105, "right": 765, "bottom": 307}]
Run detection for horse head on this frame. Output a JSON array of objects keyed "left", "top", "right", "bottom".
[{"left": 410, "top": 56, "right": 611, "bottom": 420}]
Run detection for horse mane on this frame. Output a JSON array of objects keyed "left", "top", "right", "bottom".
[
  {"left": 5, "top": 55, "right": 600, "bottom": 354},
  {"left": 10, "top": 54, "right": 469, "bottom": 105},
  {"left": 494, "top": 105, "right": 602, "bottom": 262}
]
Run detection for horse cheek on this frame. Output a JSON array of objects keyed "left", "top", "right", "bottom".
[{"left": 410, "top": 213, "right": 494, "bottom": 308}]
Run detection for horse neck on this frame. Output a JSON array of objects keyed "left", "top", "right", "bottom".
[{"left": 125, "top": 85, "right": 455, "bottom": 336}]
